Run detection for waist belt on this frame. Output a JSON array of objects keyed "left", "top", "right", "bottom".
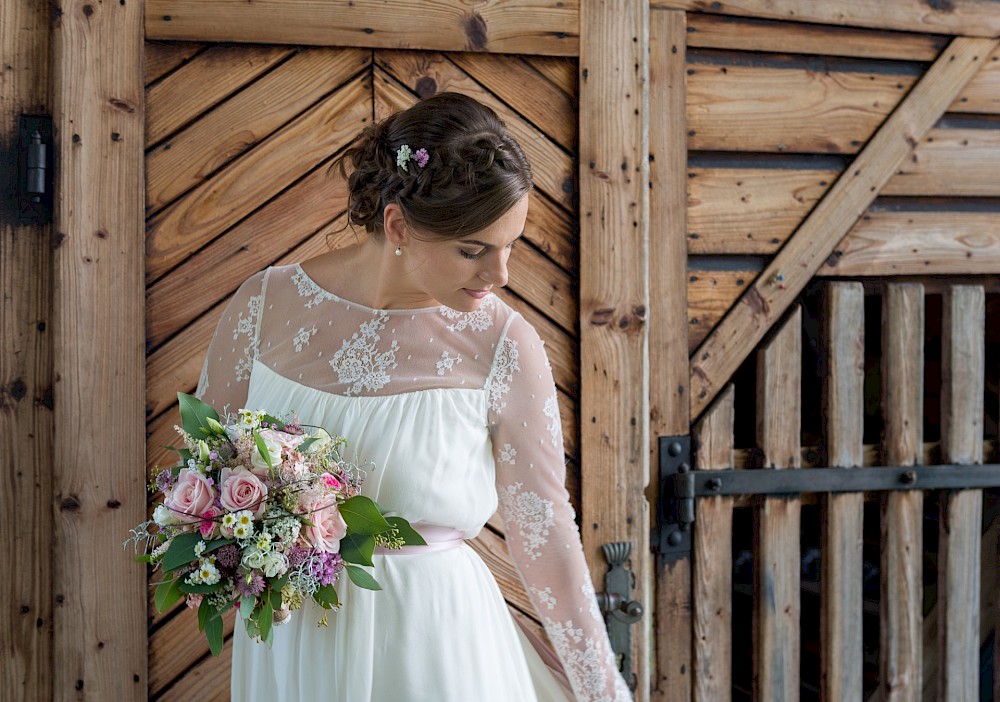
[{"left": 374, "top": 524, "right": 465, "bottom": 555}]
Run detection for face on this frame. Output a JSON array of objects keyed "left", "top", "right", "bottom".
[{"left": 398, "top": 194, "right": 529, "bottom": 313}]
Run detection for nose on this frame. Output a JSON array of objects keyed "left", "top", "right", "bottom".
[{"left": 480, "top": 251, "right": 509, "bottom": 288}]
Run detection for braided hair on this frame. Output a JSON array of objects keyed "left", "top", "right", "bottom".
[{"left": 335, "top": 92, "right": 532, "bottom": 240}]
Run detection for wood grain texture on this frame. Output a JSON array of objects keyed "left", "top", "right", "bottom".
[
  {"left": 155, "top": 636, "right": 232, "bottom": 702},
  {"left": 936, "top": 286, "right": 985, "bottom": 702},
  {"left": 146, "top": 48, "right": 370, "bottom": 213},
  {"left": 149, "top": 608, "right": 236, "bottom": 696},
  {"left": 952, "top": 48, "right": 1000, "bottom": 114},
  {"left": 689, "top": 37, "right": 997, "bottom": 420},
  {"left": 651, "top": 0, "right": 1000, "bottom": 37},
  {"left": 880, "top": 284, "right": 924, "bottom": 702},
  {"left": 882, "top": 128, "right": 1000, "bottom": 197},
  {"left": 145, "top": 45, "right": 293, "bottom": 146},
  {"left": 818, "top": 211, "right": 1000, "bottom": 277},
  {"left": 524, "top": 56, "right": 578, "bottom": 96},
  {"left": 51, "top": 0, "right": 147, "bottom": 698},
  {"left": 820, "top": 283, "right": 864, "bottom": 701},
  {"left": 580, "top": 0, "right": 650, "bottom": 697},
  {"left": 687, "top": 270, "right": 754, "bottom": 353},
  {"left": 753, "top": 307, "right": 801, "bottom": 702},
  {"left": 687, "top": 61, "right": 914, "bottom": 154},
  {"left": 144, "top": 41, "right": 204, "bottom": 86},
  {"left": 684, "top": 12, "right": 945, "bottom": 61},
  {"left": 146, "top": 0, "right": 580, "bottom": 56},
  {"left": 1, "top": 2, "right": 53, "bottom": 701},
  {"left": 692, "top": 385, "right": 734, "bottom": 702},
  {"left": 687, "top": 168, "right": 835, "bottom": 254},
  {"left": 649, "top": 13, "right": 691, "bottom": 701}
]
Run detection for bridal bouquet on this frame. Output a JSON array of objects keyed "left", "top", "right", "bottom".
[{"left": 126, "top": 393, "right": 424, "bottom": 655}]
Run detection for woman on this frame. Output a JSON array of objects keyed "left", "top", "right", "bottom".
[{"left": 197, "top": 92, "right": 631, "bottom": 701}]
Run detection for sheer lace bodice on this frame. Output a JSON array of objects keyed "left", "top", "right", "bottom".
[{"left": 197, "top": 264, "right": 631, "bottom": 702}]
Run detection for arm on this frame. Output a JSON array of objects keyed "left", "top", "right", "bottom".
[
  {"left": 194, "top": 270, "right": 267, "bottom": 417},
  {"left": 488, "top": 314, "right": 632, "bottom": 702}
]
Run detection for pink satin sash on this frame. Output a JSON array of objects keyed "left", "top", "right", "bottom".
[{"left": 374, "top": 524, "right": 465, "bottom": 555}]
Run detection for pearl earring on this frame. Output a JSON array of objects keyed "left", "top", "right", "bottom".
[{"left": 395, "top": 246, "right": 402, "bottom": 256}]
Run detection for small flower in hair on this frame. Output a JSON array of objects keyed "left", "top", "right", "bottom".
[
  {"left": 396, "top": 144, "right": 413, "bottom": 171},
  {"left": 414, "top": 148, "right": 429, "bottom": 168}
]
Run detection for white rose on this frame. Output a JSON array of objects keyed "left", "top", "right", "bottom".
[
  {"left": 241, "top": 546, "right": 267, "bottom": 571},
  {"left": 250, "top": 435, "right": 283, "bottom": 471},
  {"left": 153, "top": 503, "right": 177, "bottom": 527},
  {"left": 261, "top": 551, "right": 288, "bottom": 578}
]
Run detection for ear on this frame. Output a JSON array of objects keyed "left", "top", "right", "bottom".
[{"left": 382, "top": 203, "right": 409, "bottom": 247}]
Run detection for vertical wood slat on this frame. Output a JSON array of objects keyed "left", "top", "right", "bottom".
[
  {"left": 1, "top": 2, "right": 53, "bottom": 701},
  {"left": 52, "top": 0, "right": 147, "bottom": 699},
  {"left": 579, "top": 0, "right": 650, "bottom": 698},
  {"left": 937, "top": 286, "right": 985, "bottom": 702},
  {"left": 693, "top": 385, "right": 735, "bottom": 702},
  {"left": 880, "top": 283, "right": 924, "bottom": 701},
  {"left": 649, "top": 10, "right": 691, "bottom": 701},
  {"left": 754, "top": 306, "right": 802, "bottom": 701},
  {"left": 821, "top": 283, "right": 865, "bottom": 701}
]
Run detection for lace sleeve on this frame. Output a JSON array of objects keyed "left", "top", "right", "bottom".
[
  {"left": 194, "top": 270, "right": 267, "bottom": 418},
  {"left": 487, "top": 314, "right": 632, "bottom": 702}
]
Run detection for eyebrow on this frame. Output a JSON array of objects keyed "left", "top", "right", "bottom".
[{"left": 458, "top": 230, "right": 525, "bottom": 248}]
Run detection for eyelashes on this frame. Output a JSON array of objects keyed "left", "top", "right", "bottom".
[{"left": 459, "top": 240, "right": 518, "bottom": 260}]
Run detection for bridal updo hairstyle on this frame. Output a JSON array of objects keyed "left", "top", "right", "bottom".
[{"left": 337, "top": 92, "right": 532, "bottom": 240}]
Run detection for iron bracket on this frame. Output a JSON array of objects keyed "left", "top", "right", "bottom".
[{"left": 596, "top": 541, "right": 643, "bottom": 691}]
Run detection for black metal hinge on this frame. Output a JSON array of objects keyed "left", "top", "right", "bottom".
[{"left": 15, "top": 115, "right": 53, "bottom": 225}]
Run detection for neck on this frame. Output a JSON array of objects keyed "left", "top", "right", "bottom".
[{"left": 339, "top": 238, "right": 439, "bottom": 310}]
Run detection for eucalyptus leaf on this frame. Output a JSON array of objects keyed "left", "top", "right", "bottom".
[
  {"left": 178, "top": 392, "right": 222, "bottom": 439},
  {"left": 154, "top": 577, "right": 183, "bottom": 613},
  {"left": 269, "top": 586, "right": 283, "bottom": 613},
  {"left": 345, "top": 565, "right": 382, "bottom": 591},
  {"left": 258, "top": 599, "right": 273, "bottom": 644},
  {"left": 198, "top": 597, "right": 213, "bottom": 632},
  {"left": 161, "top": 532, "right": 202, "bottom": 572},
  {"left": 385, "top": 516, "right": 428, "bottom": 547},
  {"left": 314, "top": 584, "right": 339, "bottom": 610},
  {"left": 240, "top": 596, "right": 255, "bottom": 621},
  {"left": 339, "top": 533, "right": 375, "bottom": 567},
  {"left": 179, "top": 581, "right": 224, "bottom": 595},
  {"left": 298, "top": 437, "right": 318, "bottom": 452},
  {"left": 205, "top": 613, "right": 224, "bottom": 656},
  {"left": 340, "top": 495, "right": 391, "bottom": 535}
]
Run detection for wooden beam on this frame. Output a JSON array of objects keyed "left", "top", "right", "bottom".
[
  {"left": 51, "top": 0, "right": 147, "bottom": 698},
  {"left": 937, "top": 286, "right": 985, "bottom": 702},
  {"left": 1, "top": 2, "right": 53, "bottom": 701},
  {"left": 651, "top": 0, "right": 1000, "bottom": 38},
  {"left": 579, "top": 0, "right": 650, "bottom": 697},
  {"left": 146, "top": 0, "right": 579, "bottom": 57},
  {"left": 649, "top": 11, "right": 692, "bottom": 701},
  {"left": 689, "top": 37, "right": 997, "bottom": 420}
]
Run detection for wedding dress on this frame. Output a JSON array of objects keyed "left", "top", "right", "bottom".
[{"left": 196, "top": 263, "right": 632, "bottom": 702}]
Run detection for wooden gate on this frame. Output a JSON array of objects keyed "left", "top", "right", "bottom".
[{"left": 142, "top": 43, "right": 582, "bottom": 699}]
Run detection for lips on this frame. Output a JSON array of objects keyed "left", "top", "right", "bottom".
[{"left": 463, "top": 288, "right": 490, "bottom": 299}]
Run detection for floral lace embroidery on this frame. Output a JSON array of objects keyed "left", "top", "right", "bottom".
[
  {"left": 580, "top": 579, "right": 604, "bottom": 625},
  {"left": 499, "top": 443, "right": 517, "bottom": 465},
  {"left": 232, "top": 293, "right": 262, "bottom": 382},
  {"left": 436, "top": 351, "right": 462, "bottom": 376},
  {"left": 543, "top": 392, "right": 560, "bottom": 447},
  {"left": 293, "top": 325, "right": 317, "bottom": 353},
  {"left": 195, "top": 359, "right": 210, "bottom": 400},
  {"left": 497, "top": 481, "right": 553, "bottom": 560},
  {"left": 441, "top": 295, "right": 496, "bottom": 332},
  {"left": 291, "top": 269, "right": 331, "bottom": 309},
  {"left": 529, "top": 585, "right": 557, "bottom": 610},
  {"left": 543, "top": 618, "right": 614, "bottom": 702},
  {"left": 329, "top": 313, "right": 399, "bottom": 396},
  {"left": 485, "top": 336, "right": 519, "bottom": 413}
]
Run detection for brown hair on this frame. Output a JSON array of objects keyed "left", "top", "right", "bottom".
[{"left": 335, "top": 92, "right": 532, "bottom": 239}]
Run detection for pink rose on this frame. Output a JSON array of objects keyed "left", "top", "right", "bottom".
[
  {"left": 259, "top": 428, "right": 306, "bottom": 451},
  {"left": 300, "top": 497, "right": 347, "bottom": 553},
  {"left": 219, "top": 467, "right": 269, "bottom": 517},
  {"left": 164, "top": 469, "right": 216, "bottom": 523}
]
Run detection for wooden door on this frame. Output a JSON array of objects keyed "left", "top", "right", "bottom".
[{"left": 142, "top": 42, "right": 582, "bottom": 700}]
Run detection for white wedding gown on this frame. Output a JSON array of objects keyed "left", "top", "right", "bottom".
[{"left": 197, "top": 264, "right": 632, "bottom": 702}]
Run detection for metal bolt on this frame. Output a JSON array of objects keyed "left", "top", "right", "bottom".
[
  {"left": 667, "top": 531, "right": 682, "bottom": 546},
  {"left": 706, "top": 478, "right": 722, "bottom": 491},
  {"left": 678, "top": 462, "right": 690, "bottom": 473},
  {"left": 900, "top": 470, "right": 917, "bottom": 485},
  {"left": 668, "top": 442, "right": 682, "bottom": 457}
]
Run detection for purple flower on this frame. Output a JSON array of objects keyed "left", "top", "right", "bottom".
[
  {"left": 155, "top": 469, "right": 174, "bottom": 493},
  {"left": 414, "top": 148, "right": 429, "bottom": 168},
  {"left": 235, "top": 570, "right": 265, "bottom": 598},
  {"left": 215, "top": 544, "right": 240, "bottom": 573}
]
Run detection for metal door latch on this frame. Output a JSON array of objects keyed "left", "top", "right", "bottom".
[{"left": 596, "top": 541, "right": 643, "bottom": 690}]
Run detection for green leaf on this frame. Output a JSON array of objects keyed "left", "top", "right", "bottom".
[
  {"left": 198, "top": 596, "right": 213, "bottom": 632},
  {"left": 178, "top": 392, "right": 222, "bottom": 439},
  {"left": 260, "top": 413, "right": 284, "bottom": 429},
  {"left": 298, "top": 437, "right": 318, "bottom": 452},
  {"left": 269, "top": 586, "right": 283, "bottom": 612},
  {"left": 253, "top": 431, "right": 274, "bottom": 469},
  {"left": 385, "top": 516, "right": 427, "bottom": 546},
  {"left": 179, "top": 581, "right": 224, "bottom": 595},
  {"left": 134, "top": 554, "right": 153, "bottom": 564},
  {"left": 240, "top": 596, "right": 255, "bottom": 621},
  {"left": 204, "top": 537, "right": 234, "bottom": 554},
  {"left": 161, "top": 532, "right": 203, "bottom": 572},
  {"left": 154, "top": 577, "right": 184, "bottom": 613},
  {"left": 258, "top": 599, "right": 273, "bottom": 645},
  {"left": 205, "top": 613, "right": 224, "bottom": 656},
  {"left": 345, "top": 565, "right": 382, "bottom": 591},
  {"left": 339, "top": 532, "right": 375, "bottom": 567},
  {"left": 313, "top": 584, "right": 339, "bottom": 610},
  {"left": 340, "top": 495, "right": 391, "bottom": 535},
  {"left": 244, "top": 615, "right": 260, "bottom": 640}
]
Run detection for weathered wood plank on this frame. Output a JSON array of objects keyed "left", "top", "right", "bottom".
[
  {"left": 51, "top": 0, "right": 147, "bottom": 697},
  {"left": 650, "top": 13, "right": 691, "bottom": 701},
  {"left": 144, "top": 41, "right": 204, "bottom": 86},
  {"left": 689, "top": 37, "right": 997, "bottom": 419},
  {"left": 1, "top": 2, "right": 53, "bottom": 700},
  {"left": 754, "top": 307, "right": 801, "bottom": 701},
  {"left": 687, "top": 269, "right": 754, "bottom": 352},
  {"left": 580, "top": 0, "right": 650, "bottom": 698},
  {"left": 684, "top": 13, "right": 945, "bottom": 61},
  {"left": 952, "top": 48, "right": 1000, "bottom": 114},
  {"left": 687, "top": 61, "right": 915, "bottom": 154},
  {"left": 688, "top": 167, "right": 836, "bottom": 254},
  {"left": 146, "top": 0, "right": 579, "bottom": 56},
  {"left": 506, "top": 241, "right": 577, "bottom": 334},
  {"left": 936, "top": 285, "right": 985, "bottom": 702},
  {"left": 146, "top": 44, "right": 293, "bottom": 146},
  {"left": 155, "top": 636, "right": 232, "bottom": 702},
  {"left": 374, "top": 52, "right": 575, "bottom": 212},
  {"left": 692, "top": 385, "right": 734, "bottom": 702},
  {"left": 448, "top": 53, "right": 576, "bottom": 151},
  {"left": 145, "top": 74, "right": 371, "bottom": 284},
  {"left": 882, "top": 128, "right": 1000, "bottom": 197},
  {"left": 146, "top": 48, "right": 370, "bottom": 213},
  {"left": 524, "top": 56, "right": 578, "bottom": 97},
  {"left": 821, "top": 283, "right": 865, "bottom": 701},
  {"left": 880, "top": 283, "right": 924, "bottom": 701},
  {"left": 818, "top": 211, "right": 1000, "bottom": 277},
  {"left": 149, "top": 608, "right": 236, "bottom": 696},
  {"left": 652, "top": 0, "right": 1000, "bottom": 37}
]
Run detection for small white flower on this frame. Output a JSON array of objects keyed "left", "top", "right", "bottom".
[
  {"left": 153, "top": 504, "right": 176, "bottom": 527},
  {"left": 221, "top": 513, "right": 237, "bottom": 529},
  {"left": 198, "top": 560, "right": 221, "bottom": 586},
  {"left": 194, "top": 540, "right": 207, "bottom": 557},
  {"left": 233, "top": 523, "right": 252, "bottom": 540}
]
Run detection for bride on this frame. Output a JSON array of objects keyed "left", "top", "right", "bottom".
[{"left": 196, "top": 91, "right": 631, "bottom": 702}]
